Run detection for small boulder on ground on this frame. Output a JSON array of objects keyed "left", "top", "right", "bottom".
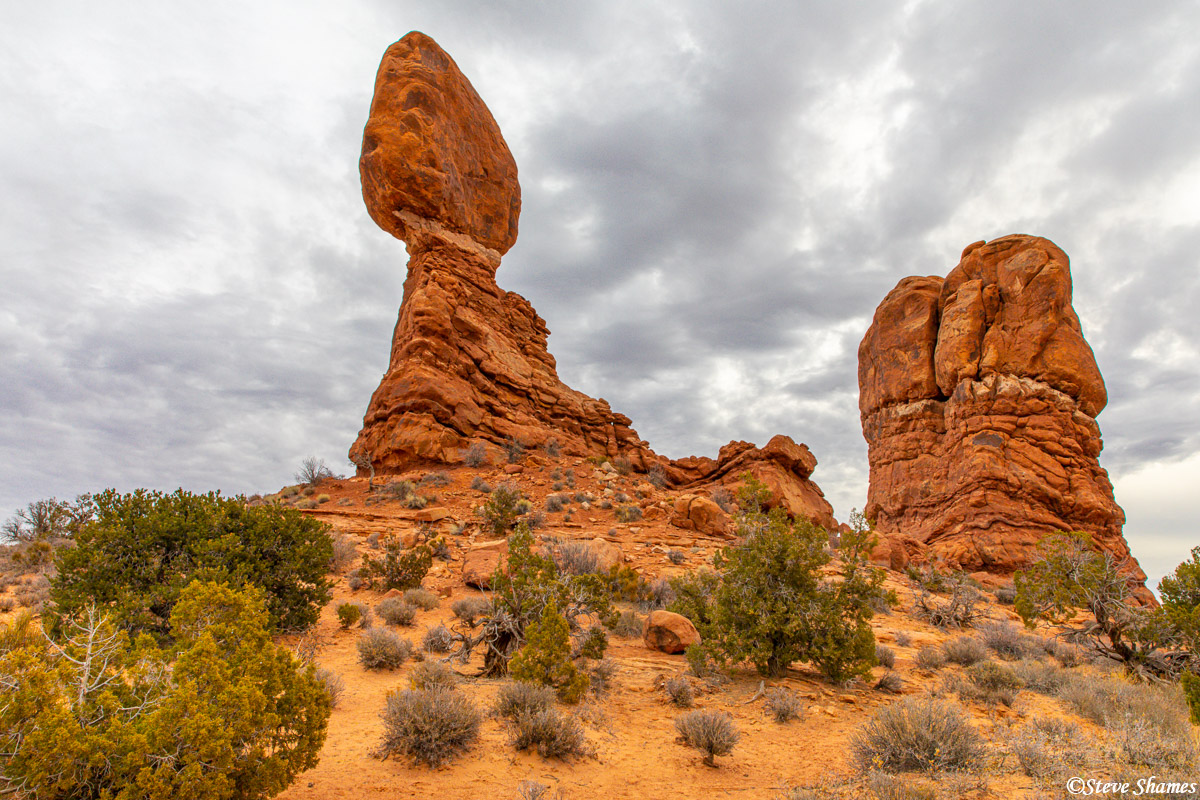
[
  {"left": 462, "top": 538, "right": 508, "bottom": 589},
  {"left": 643, "top": 610, "right": 700, "bottom": 654},
  {"left": 669, "top": 495, "right": 731, "bottom": 538}
]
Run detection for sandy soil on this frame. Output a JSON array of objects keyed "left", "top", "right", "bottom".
[{"left": 250, "top": 458, "right": 1101, "bottom": 799}]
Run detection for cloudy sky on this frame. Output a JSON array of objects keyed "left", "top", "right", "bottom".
[{"left": 2, "top": 2, "right": 1197, "bottom": 588}]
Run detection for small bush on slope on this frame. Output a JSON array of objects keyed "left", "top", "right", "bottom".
[
  {"left": 376, "top": 688, "right": 481, "bottom": 767},
  {"left": 851, "top": 696, "right": 984, "bottom": 773}
]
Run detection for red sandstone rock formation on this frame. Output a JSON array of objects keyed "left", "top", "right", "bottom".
[
  {"left": 349, "top": 32, "right": 834, "bottom": 527},
  {"left": 859, "top": 235, "right": 1148, "bottom": 595}
]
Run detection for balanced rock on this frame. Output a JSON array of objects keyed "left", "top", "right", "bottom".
[
  {"left": 643, "top": 610, "right": 700, "bottom": 654},
  {"left": 360, "top": 32, "right": 520, "bottom": 255},
  {"left": 349, "top": 33, "right": 838, "bottom": 535},
  {"left": 350, "top": 32, "right": 656, "bottom": 473},
  {"left": 858, "top": 235, "right": 1148, "bottom": 597}
]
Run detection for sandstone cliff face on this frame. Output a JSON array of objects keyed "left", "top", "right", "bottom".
[
  {"left": 859, "top": 235, "right": 1147, "bottom": 593},
  {"left": 350, "top": 32, "right": 834, "bottom": 527}
]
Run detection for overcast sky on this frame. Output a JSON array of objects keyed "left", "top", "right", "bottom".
[{"left": 2, "top": 2, "right": 1197, "bottom": 588}]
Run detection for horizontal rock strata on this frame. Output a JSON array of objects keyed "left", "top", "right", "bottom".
[{"left": 859, "top": 235, "right": 1148, "bottom": 598}]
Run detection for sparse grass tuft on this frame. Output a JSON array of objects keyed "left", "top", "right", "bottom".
[
  {"left": 316, "top": 668, "right": 346, "bottom": 708},
  {"left": 979, "top": 621, "right": 1034, "bottom": 661},
  {"left": 942, "top": 635, "right": 987, "bottom": 666},
  {"left": 549, "top": 540, "right": 600, "bottom": 576},
  {"left": 851, "top": 697, "right": 984, "bottom": 773},
  {"left": 614, "top": 610, "right": 643, "bottom": 638},
  {"left": 665, "top": 675, "right": 694, "bottom": 707},
  {"left": 675, "top": 709, "right": 739, "bottom": 766},
  {"left": 875, "top": 644, "right": 896, "bottom": 669},
  {"left": 357, "top": 628, "right": 412, "bottom": 669},
  {"left": 915, "top": 645, "right": 945, "bottom": 671},
  {"left": 462, "top": 442, "right": 488, "bottom": 468},
  {"left": 376, "top": 597, "right": 417, "bottom": 627},
  {"left": 376, "top": 688, "right": 481, "bottom": 767},
  {"left": 875, "top": 671, "right": 904, "bottom": 694},
  {"left": 451, "top": 596, "right": 492, "bottom": 625},
  {"left": 493, "top": 682, "right": 556, "bottom": 723},
  {"left": 403, "top": 588, "right": 440, "bottom": 610},
  {"left": 422, "top": 624, "right": 453, "bottom": 653},
  {"left": 409, "top": 660, "right": 459, "bottom": 690},
  {"left": 765, "top": 687, "right": 804, "bottom": 722},
  {"left": 509, "top": 708, "right": 591, "bottom": 760}
]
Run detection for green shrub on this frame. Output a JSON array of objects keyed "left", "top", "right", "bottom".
[
  {"left": 361, "top": 536, "right": 432, "bottom": 592},
  {"left": 668, "top": 569, "right": 720, "bottom": 629},
  {"left": 675, "top": 709, "right": 739, "bottom": 766},
  {"left": 574, "top": 625, "right": 608, "bottom": 660},
  {"left": 481, "top": 485, "right": 525, "bottom": 537},
  {"left": 467, "top": 524, "right": 615, "bottom": 677},
  {"left": 685, "top": 508, "right": 885, "bottom": 681},
  {"left": 49, "top": 489, "right": 333, "bottom": 637},
  {"left": 1184, "top": 672, "right": 1200, "bottom": 725},
  {"left": 509, "top": 601, "right": 589, "bottom": 703},
  {"left": 0, "top": 580, "right": 329, "bottom": 798},
  {"left": 0, "top": 611, "right": 42, "bottom": 656},
  {"left": 376, "top": 688, "right": 481, "bottom": 767},
  {"left": 337, "top": 602, "right": 364, "bottom": 629},
  {"left": 851, "top": 697, "right": 983, "bottom": 772},
  {"left": 1015, "top": 532, "right": 1178, "bottom": 678},
  {"left": 357, "top": 628, "right": 412, "bottom": 669}
]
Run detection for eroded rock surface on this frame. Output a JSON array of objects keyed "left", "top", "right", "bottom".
[
  {"left": 859, "top": 235, "right": 1147, "bottom": 596},
  {"left": 349, "top": 32, "right": 836, "bottom": 529},
  {"left": 360, "top": 32, "right": 520, "bottom": 255}
]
